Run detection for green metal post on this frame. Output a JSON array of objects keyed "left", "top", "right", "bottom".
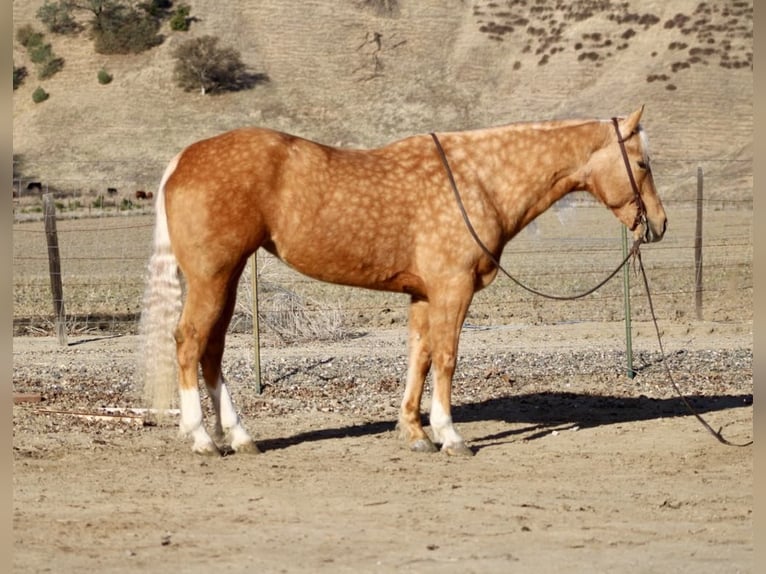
[
  {"left": 621, "top": 225, "right": 635, "bottom": 378},
  {"left": 250, "top": 254, "right": 262, "bottom": 394}
]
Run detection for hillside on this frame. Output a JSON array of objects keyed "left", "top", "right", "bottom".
[{"left": 12, "top": 0, "right": 752, "bottom": 202}]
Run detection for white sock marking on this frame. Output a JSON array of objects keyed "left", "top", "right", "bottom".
[
  {"left": 209, "top": 377, "right": 254, "bottom": 451},
  {"left": 179, "top": 387, "right": 216, "bottom": 453},
  {"left": 430, "top": 397, "right": 464, "bottom": 449}
]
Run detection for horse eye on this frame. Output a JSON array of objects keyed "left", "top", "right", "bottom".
[{"left": 637, "top": 160, "right": 648, "bottom": 170}]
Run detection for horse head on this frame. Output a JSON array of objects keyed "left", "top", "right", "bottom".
[{"left": 582, "top": 106, "right": 667, "bottom": 243}]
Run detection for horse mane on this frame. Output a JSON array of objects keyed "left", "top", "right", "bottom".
[{"left": 637, "top": 125, "right": 652, "bottom": 166}]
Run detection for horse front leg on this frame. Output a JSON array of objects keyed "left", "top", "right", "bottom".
[
  {"left": 398, "top": 298, "right": 437, "bottom": 452},
  {"left": 427, "top": 282, "right": 474, "bottom": 456}
]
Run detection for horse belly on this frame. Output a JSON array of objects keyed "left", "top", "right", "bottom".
[{"left": 263, "top": 229, "right": 425, "bottom": 296}]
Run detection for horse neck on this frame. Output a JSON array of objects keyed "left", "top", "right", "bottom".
[{"left": 463, "top": 120, "right": 609, "bottom": 239}]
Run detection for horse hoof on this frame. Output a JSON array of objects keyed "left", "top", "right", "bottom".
[
  {"left": 443, "top": 442, "right": 475, "bottom": 457},
  {"left": 192, "top": 442, "right": 221, "bottom": 456},
  {"left": 234, "top": 440, "right": 261, "bottom": 455},
  {"left": 410, "top": 438, "right": 439, "bottom": 453}
]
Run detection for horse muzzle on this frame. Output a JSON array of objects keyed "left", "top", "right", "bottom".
[{"left": 636, "top": 216, "right": 666, "bottom": 243}]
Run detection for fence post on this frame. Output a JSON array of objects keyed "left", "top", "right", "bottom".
[
  {"left": 43, "top": 194, "right": 67, "bottom": 345},
  {"left": 621, "top": 225, "right": 635, "bottom": 378},
  {"left": 250, "top": 254, "right": 262, "bottom": 394},
  {"left": 694, "top": 167, "right": 704, "bottom": 320}
]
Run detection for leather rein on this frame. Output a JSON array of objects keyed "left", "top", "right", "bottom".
[
  {"left": 612, "top": 117, "right": 648, "bottom": 234},
  {"left": 429, "top": 117, "right": 644, "bottom": 301}
]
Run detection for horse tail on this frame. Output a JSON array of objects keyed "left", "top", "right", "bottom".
[{"left": 139, "top": 154, "right": 183, "bottom": 416}]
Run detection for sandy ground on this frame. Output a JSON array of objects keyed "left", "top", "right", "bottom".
[{"left": 12, "top": 318, "right": 752, "bottom": 573}]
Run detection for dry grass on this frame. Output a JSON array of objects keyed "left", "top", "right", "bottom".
[{"left": 234, "top": 258, "right": 349, "bottom": 343}]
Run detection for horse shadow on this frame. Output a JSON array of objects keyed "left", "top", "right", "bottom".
[
  {"left": 254, "top": 391, "right": 752, "bottom": 453},
  {"left": 454, "top": 392, "right": 752, "bottom": 450}
]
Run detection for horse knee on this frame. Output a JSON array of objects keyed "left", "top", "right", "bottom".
[{"left": 432, "top": 349, "right": 457, "bottom": 374}]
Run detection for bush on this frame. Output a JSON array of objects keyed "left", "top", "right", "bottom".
[
  {"left": 140, "top": 0, "right": 173, "bottom": 18},
  {"left": 38, "top": 57, "right": 65, "bottom": 79},
  {"left": 29, "top": 42, "right": 54, "bottom": 64},
  {"left": 97, "top": 67, "right": 113, "bottom": 84},
  {"left": 37, "top": 0, "right": 81, "bottom": 35},
  {"left": 92, "top": 4, "right": 162, "bottom": 54},
  {"left": 17, "top": 26, "right": 65, "bottom": 80},
  {"left": 13, "top": 65, "right": 28, "bottom": 90},
  {"left": 173, "top": 35, "right": 251, "bottom": 94},
  {"left": 32, "top": 87, "right": 49, "bottom": 103},
  {"left": 16, "top": 24, "right": 44, "bottom": 48},
  {"left": 169, "top": 4, "right": 191, "bottom": 31}
]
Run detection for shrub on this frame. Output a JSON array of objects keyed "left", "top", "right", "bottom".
[
  {"left": 32, "top": 87, "right": 49, "bottom": 103},
  {"left": 173, "top": 35, "right": 249, "bottom": 94},
  {"left": 18, "top": 26, "right": 65, "bottom": 80},
  {"left": 92, "top": 4, "right": 162, "bottom": 54},
  {"left": 169, "top": 4, "right": 191, "bottom": 31},
  {"left": 97, "top": 67, "right": 113, "bottom": 84},
  {"left": 38, "top": 56, "right": 65, "bottom": 79},
  {"left": 13, "top": 65, "right": 28, "bottom": 90},
  {"left": 16, "top": 24, "right": 44, "bottom": 48},
  {"left": 37, "top": 0, "right": 81, "bottom": 35},
  {"left": 140, "top": 0, "right": 173, "bottom": 18},
  {"left": 29, "top": 42, "right": 54, "bottom": 64}
]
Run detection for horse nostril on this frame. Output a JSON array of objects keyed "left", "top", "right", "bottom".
[{"left": 649, "top": 218, "right": 667, "bottom": 242}]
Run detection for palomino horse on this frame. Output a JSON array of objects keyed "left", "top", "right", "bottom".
[{"left": 141, "top": 106, "right": 666, "bottom": 456}]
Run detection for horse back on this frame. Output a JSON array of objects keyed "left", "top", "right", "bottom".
[{"left": 163, "top": 127, "right": 488, "bottom": 294}]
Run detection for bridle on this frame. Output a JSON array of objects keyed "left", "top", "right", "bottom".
[{"left": 611, "top": 117, "right": 648, "bottom": 237}]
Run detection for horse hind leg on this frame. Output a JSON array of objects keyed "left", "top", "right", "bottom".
[
  {"left": 200, "top": 270, "right": 258, "bottom": 454},
  {"left": 175, "top": 275, "right": 239, "bottom": 455},
  {"left": 201, "top": 354, "right": 258, "bottom": 455}
]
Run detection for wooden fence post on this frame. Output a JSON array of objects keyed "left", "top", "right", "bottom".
[
  {"left": 43, "top": 194, "right": 67, "bottom": 345},
  {"left": 250, "top": 254, "right": 262, "bottom": 394},
  {"left": 694, "top": 167, "right": 704, "bottom": 320}
]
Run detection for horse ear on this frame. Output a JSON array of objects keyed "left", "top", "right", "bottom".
[{"left": 619, "top": 105, "right": 644, "bottom": 139}]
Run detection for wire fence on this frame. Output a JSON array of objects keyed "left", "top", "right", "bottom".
[{"left": 12, "top": 160, "right": 752, "bottom": 340}]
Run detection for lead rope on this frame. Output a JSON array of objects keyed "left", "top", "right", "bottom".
[
  {"left": 429, "top": 132, "right": 640, "bottom": 300},
  {"left": 430, "top": 131, "right": 753, "bottom": 448},
  {"left": 635, "top": 249, "right": 752, "bottom": 447}
]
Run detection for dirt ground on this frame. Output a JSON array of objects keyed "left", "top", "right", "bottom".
[
  {"left": 12, "top": 316, "right": 752, "bottom": 574},
  {"left": 13, "top": 202, "right": 753, "bottom": 574}
]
